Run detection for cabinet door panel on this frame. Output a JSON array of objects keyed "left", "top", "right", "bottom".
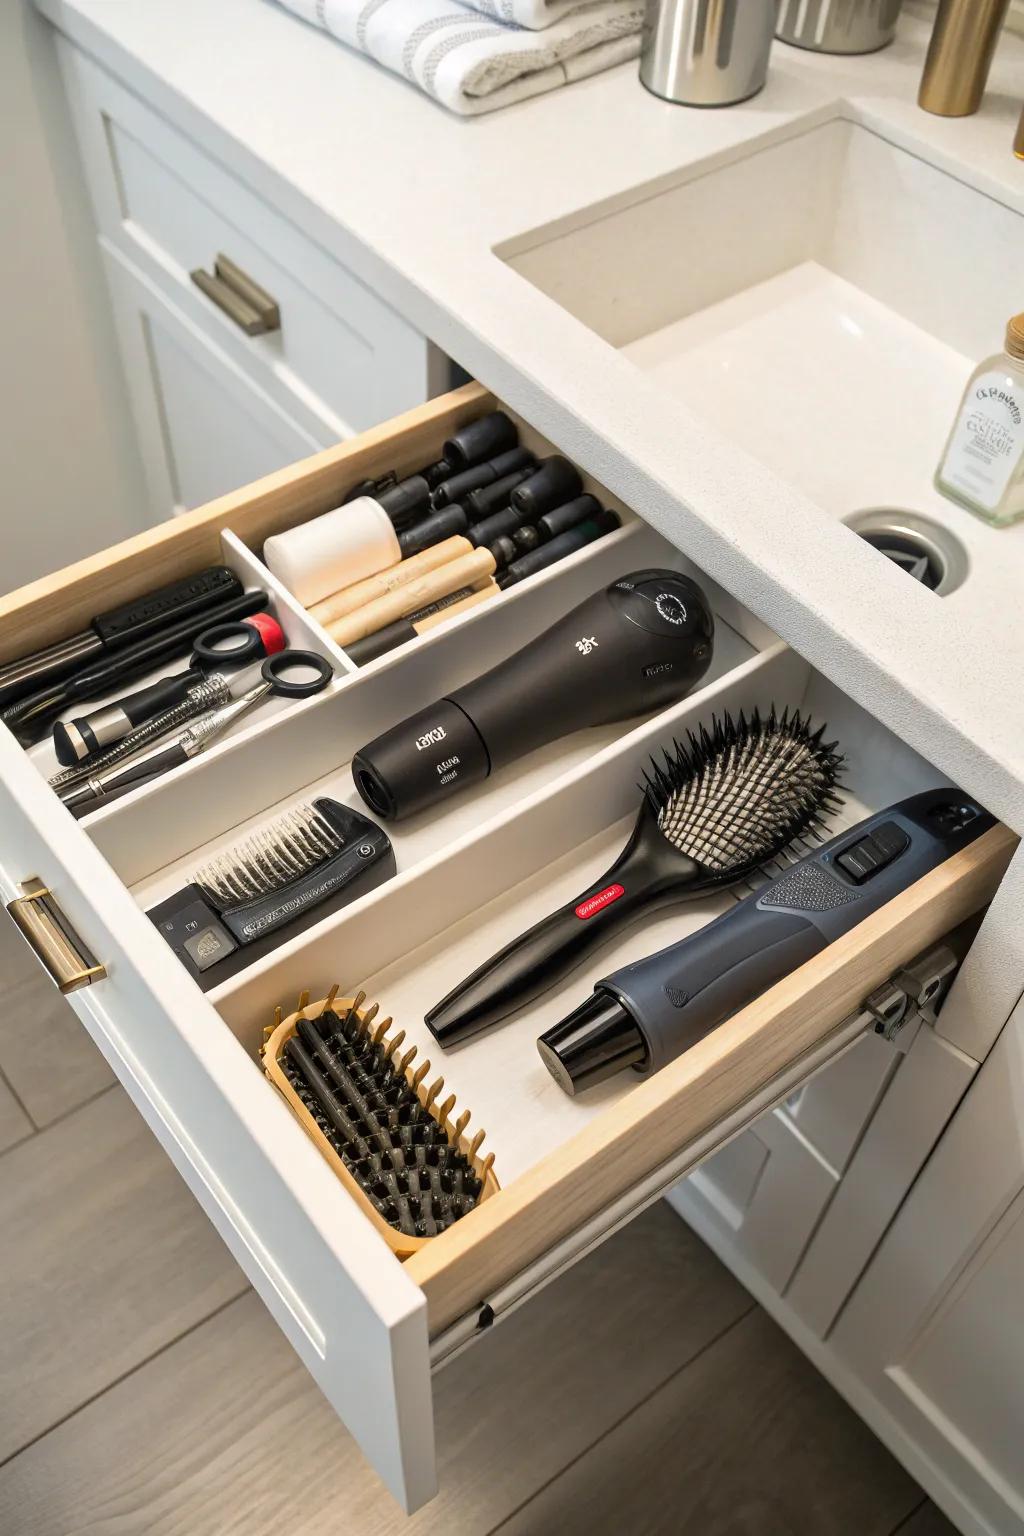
[
  {"left": 671, "top": 1106, "right": 838, "bottom": 1294},
  {"left": 831, "top": 1004, "right": 1024, "bottom": 1536},
  {"left": 104, "top": 246, "right": 323, "bottom": 516},
  {"left": 787, "top": 1026, "right": 975, "bottom": 1337}
]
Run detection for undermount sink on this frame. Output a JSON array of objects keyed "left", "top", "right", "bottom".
[{"left": 498, "top": 120, "right": 1024, "bottom": 599}]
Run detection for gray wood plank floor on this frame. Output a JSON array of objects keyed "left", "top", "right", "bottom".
[{"left": 0, "top": 914, "right": 958, "bottom": 1535}]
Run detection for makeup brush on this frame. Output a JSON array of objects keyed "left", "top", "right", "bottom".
[{"left": 426, "top": 708, "right": 844, "bottom": 1045}]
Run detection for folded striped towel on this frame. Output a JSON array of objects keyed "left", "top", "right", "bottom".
[
  {"left": 467, "top": 0, "right": 610, "bottom": 25},
  {"left": 275, "top": 0, "right": 644, "bottom": 115}
]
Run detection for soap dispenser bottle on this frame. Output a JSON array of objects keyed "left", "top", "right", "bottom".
[{"left": 936, "top": 313, "right": 1024, "bottom": 526}]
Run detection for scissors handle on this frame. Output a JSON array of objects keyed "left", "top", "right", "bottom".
[
  {"left": 259, "top": 649, "right": 334, "bottom": 697},
  {"left": 191, "top": 613, "right": 285, "bottom": 669},
  {"left": 178, "top": 651, "right": 332, "bottom": 757},
  {"left": 61, "top": 650, "right": 334, "bottom": 817}
]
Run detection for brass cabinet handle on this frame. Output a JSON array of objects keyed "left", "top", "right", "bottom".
[
  {"left": 189, "top": 253, "right": 281, "bottom": 336},
  {"left": 7, "top": 879, "right": 106, "bottom": 994}
]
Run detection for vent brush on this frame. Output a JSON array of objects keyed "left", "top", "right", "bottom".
[
  {"left": 426, "top": 707, "right": 843, "bottom": 1045},
  {"left": 262, "top": 989, "right": 498, "bottom": 1257},
  {"left": 147, "top": 797, "right": 395, "bottom": 990}
]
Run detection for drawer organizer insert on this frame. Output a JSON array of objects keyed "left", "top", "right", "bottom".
[{"left": 1, "top": 384, "right": 1013, "bottom": 1366}]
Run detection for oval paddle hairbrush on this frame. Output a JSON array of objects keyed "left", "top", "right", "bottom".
[{"left": 425, "top": 707, "right": 844, "bottom": 1046}]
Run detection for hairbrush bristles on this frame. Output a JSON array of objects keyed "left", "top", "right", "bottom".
[
  {"left": 193, "top": 803, "right": 343, "bottom": 907},
  {"left": 264, "top": 993, "right": 497, "bottom": 1253},
  {"left": 647, "top": 706, "right": 844, "bottom": 877}
]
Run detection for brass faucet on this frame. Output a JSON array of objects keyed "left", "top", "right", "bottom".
[{"left": 918, "top": 0, "right": 1010, "bottom": 116}]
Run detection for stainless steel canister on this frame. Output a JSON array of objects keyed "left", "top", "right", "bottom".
[
  {"left": 640, "top": 0, "right": 781, "bottom": 107},
  {"left": 776, "top": 0, "right": 903, "bottom": 54}
]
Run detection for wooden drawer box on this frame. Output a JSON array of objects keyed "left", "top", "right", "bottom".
[{"left": 0, "top": 382, "right": 1013, "bottom": 1512}]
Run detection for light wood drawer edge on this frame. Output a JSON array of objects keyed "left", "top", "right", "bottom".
[
  {"left": 405, "top": 824, "right": 1017, "bottom": 1334},
  {"left": 0, "top": 382, "right": 490, "bottom": 665}
]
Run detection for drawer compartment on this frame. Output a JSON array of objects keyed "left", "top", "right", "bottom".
[
  {"left": 57, "top": 43, "right": 447, "bottom": 441},
  {"left": 0, "top": 383, "right": 1014, "bottom": 1514}
]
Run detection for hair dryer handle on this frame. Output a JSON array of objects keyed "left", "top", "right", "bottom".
[{"left": 605, "top": 904, "right": 827, "bottom": 1074}]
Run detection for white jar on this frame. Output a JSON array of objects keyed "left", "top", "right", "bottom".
[{"left": 935, "top": 314, "right": 1024, "bottom": 527}]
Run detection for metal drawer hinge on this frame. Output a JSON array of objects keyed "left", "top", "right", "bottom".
[{"left": 865, "top": 941, "right": 960, "bottom": 1053}]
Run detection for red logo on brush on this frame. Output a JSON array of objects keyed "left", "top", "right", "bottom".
[{"left": 575, "top": 884, "right": 625, "bottom": 919}]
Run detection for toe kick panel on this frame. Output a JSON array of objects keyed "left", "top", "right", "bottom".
[{"left": 0, "top": 383, "right": 1015, "bottom": 1511}]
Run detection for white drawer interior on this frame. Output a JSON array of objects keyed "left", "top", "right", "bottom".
[
  {"left": 18, "top": 408, "right": 952, "bottom": 1198},
  {"left": 46, "top": 527, "right": 945, "bottom": 1197},
  {"left": 68, "top": 398, "right": 761, "bottom": 889},
  {"left": 209, "top": 652, "right": 946, "bottom": 1187},
  {"left": 93, "top": 520, "right": 751, "bottom": 891}
]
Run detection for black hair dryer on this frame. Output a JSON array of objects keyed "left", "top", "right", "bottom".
[{"left": 352, "top": 569, "right": 715, "bottom": 821}]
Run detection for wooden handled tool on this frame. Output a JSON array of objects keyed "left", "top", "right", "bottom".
[
  {"left": 310, "top": 536, "right": 472, "bottom": 627},
  {"left": 327, "top": 549, "right": 497, "bottom": 647}
]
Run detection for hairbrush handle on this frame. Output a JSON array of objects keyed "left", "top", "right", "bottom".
[{"left": 426, "top": 806, "right": 701, "bottom": 1045}]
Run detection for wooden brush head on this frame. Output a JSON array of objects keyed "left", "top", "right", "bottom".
[{"left": 262, "top": 988, "right": 498, "bottom": 1260}]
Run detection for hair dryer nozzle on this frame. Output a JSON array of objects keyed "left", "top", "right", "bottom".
[{"left": 537, "top": 991, "right": 647, "bottom": 1096}]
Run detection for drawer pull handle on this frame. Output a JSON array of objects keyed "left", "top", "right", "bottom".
[
  {"left": 7, "top": 880, "right": 106, "bottom": 994},
  {"left": 189, "top": 254, "right": 281, "bottom": 336}
]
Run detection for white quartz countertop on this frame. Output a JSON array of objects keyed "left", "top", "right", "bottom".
[{"left": 38, "top": 0, "right": 1024, "bottom": 832}]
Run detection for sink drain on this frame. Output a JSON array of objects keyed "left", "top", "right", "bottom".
[{"left": 845, "top": 510, "right": 967, "bottom": 597}]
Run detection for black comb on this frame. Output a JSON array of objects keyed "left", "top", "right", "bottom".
[
  {"left": 426, "top": 706, "right": 844, "bottom": 1045},
  {"left": 265, "top": 989, "right": 496, "bottom": 1255},
  {"left": 148, "top": 798, "right": 395, "bottom": 992}
]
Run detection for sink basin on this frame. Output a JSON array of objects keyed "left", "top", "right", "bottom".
[{"left": 498, "top": 121, "right": 1024, "bottom": 597}]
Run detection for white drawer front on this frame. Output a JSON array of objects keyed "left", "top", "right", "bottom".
[
  {"left": 0, "top": 730, "right": 436, "bottom": 1512},
  {"left": 104, "top": 247, "right": 323, "bottom": 515},
  {"left": 57, "top": 41, "right": 444, "bottom": 441}
]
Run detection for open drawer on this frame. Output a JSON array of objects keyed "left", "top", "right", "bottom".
[{"left": 0, "top": 383, "right": 1015, "bottom": 1512}]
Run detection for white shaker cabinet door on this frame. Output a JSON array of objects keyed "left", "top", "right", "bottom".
[
  {"left": 830, "top": 1001, "right": 1024, "bottom": 1536},
  {"left": 103, "top": 246, "right": 326, "bottom": 517}
]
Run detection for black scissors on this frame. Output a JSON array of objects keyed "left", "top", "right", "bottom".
[
  {"left": 53, "top": 610, "right": 289, "bottom": 766},
  {"left": 59, "top": 650, "right": 334, "bottom": 816}
]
